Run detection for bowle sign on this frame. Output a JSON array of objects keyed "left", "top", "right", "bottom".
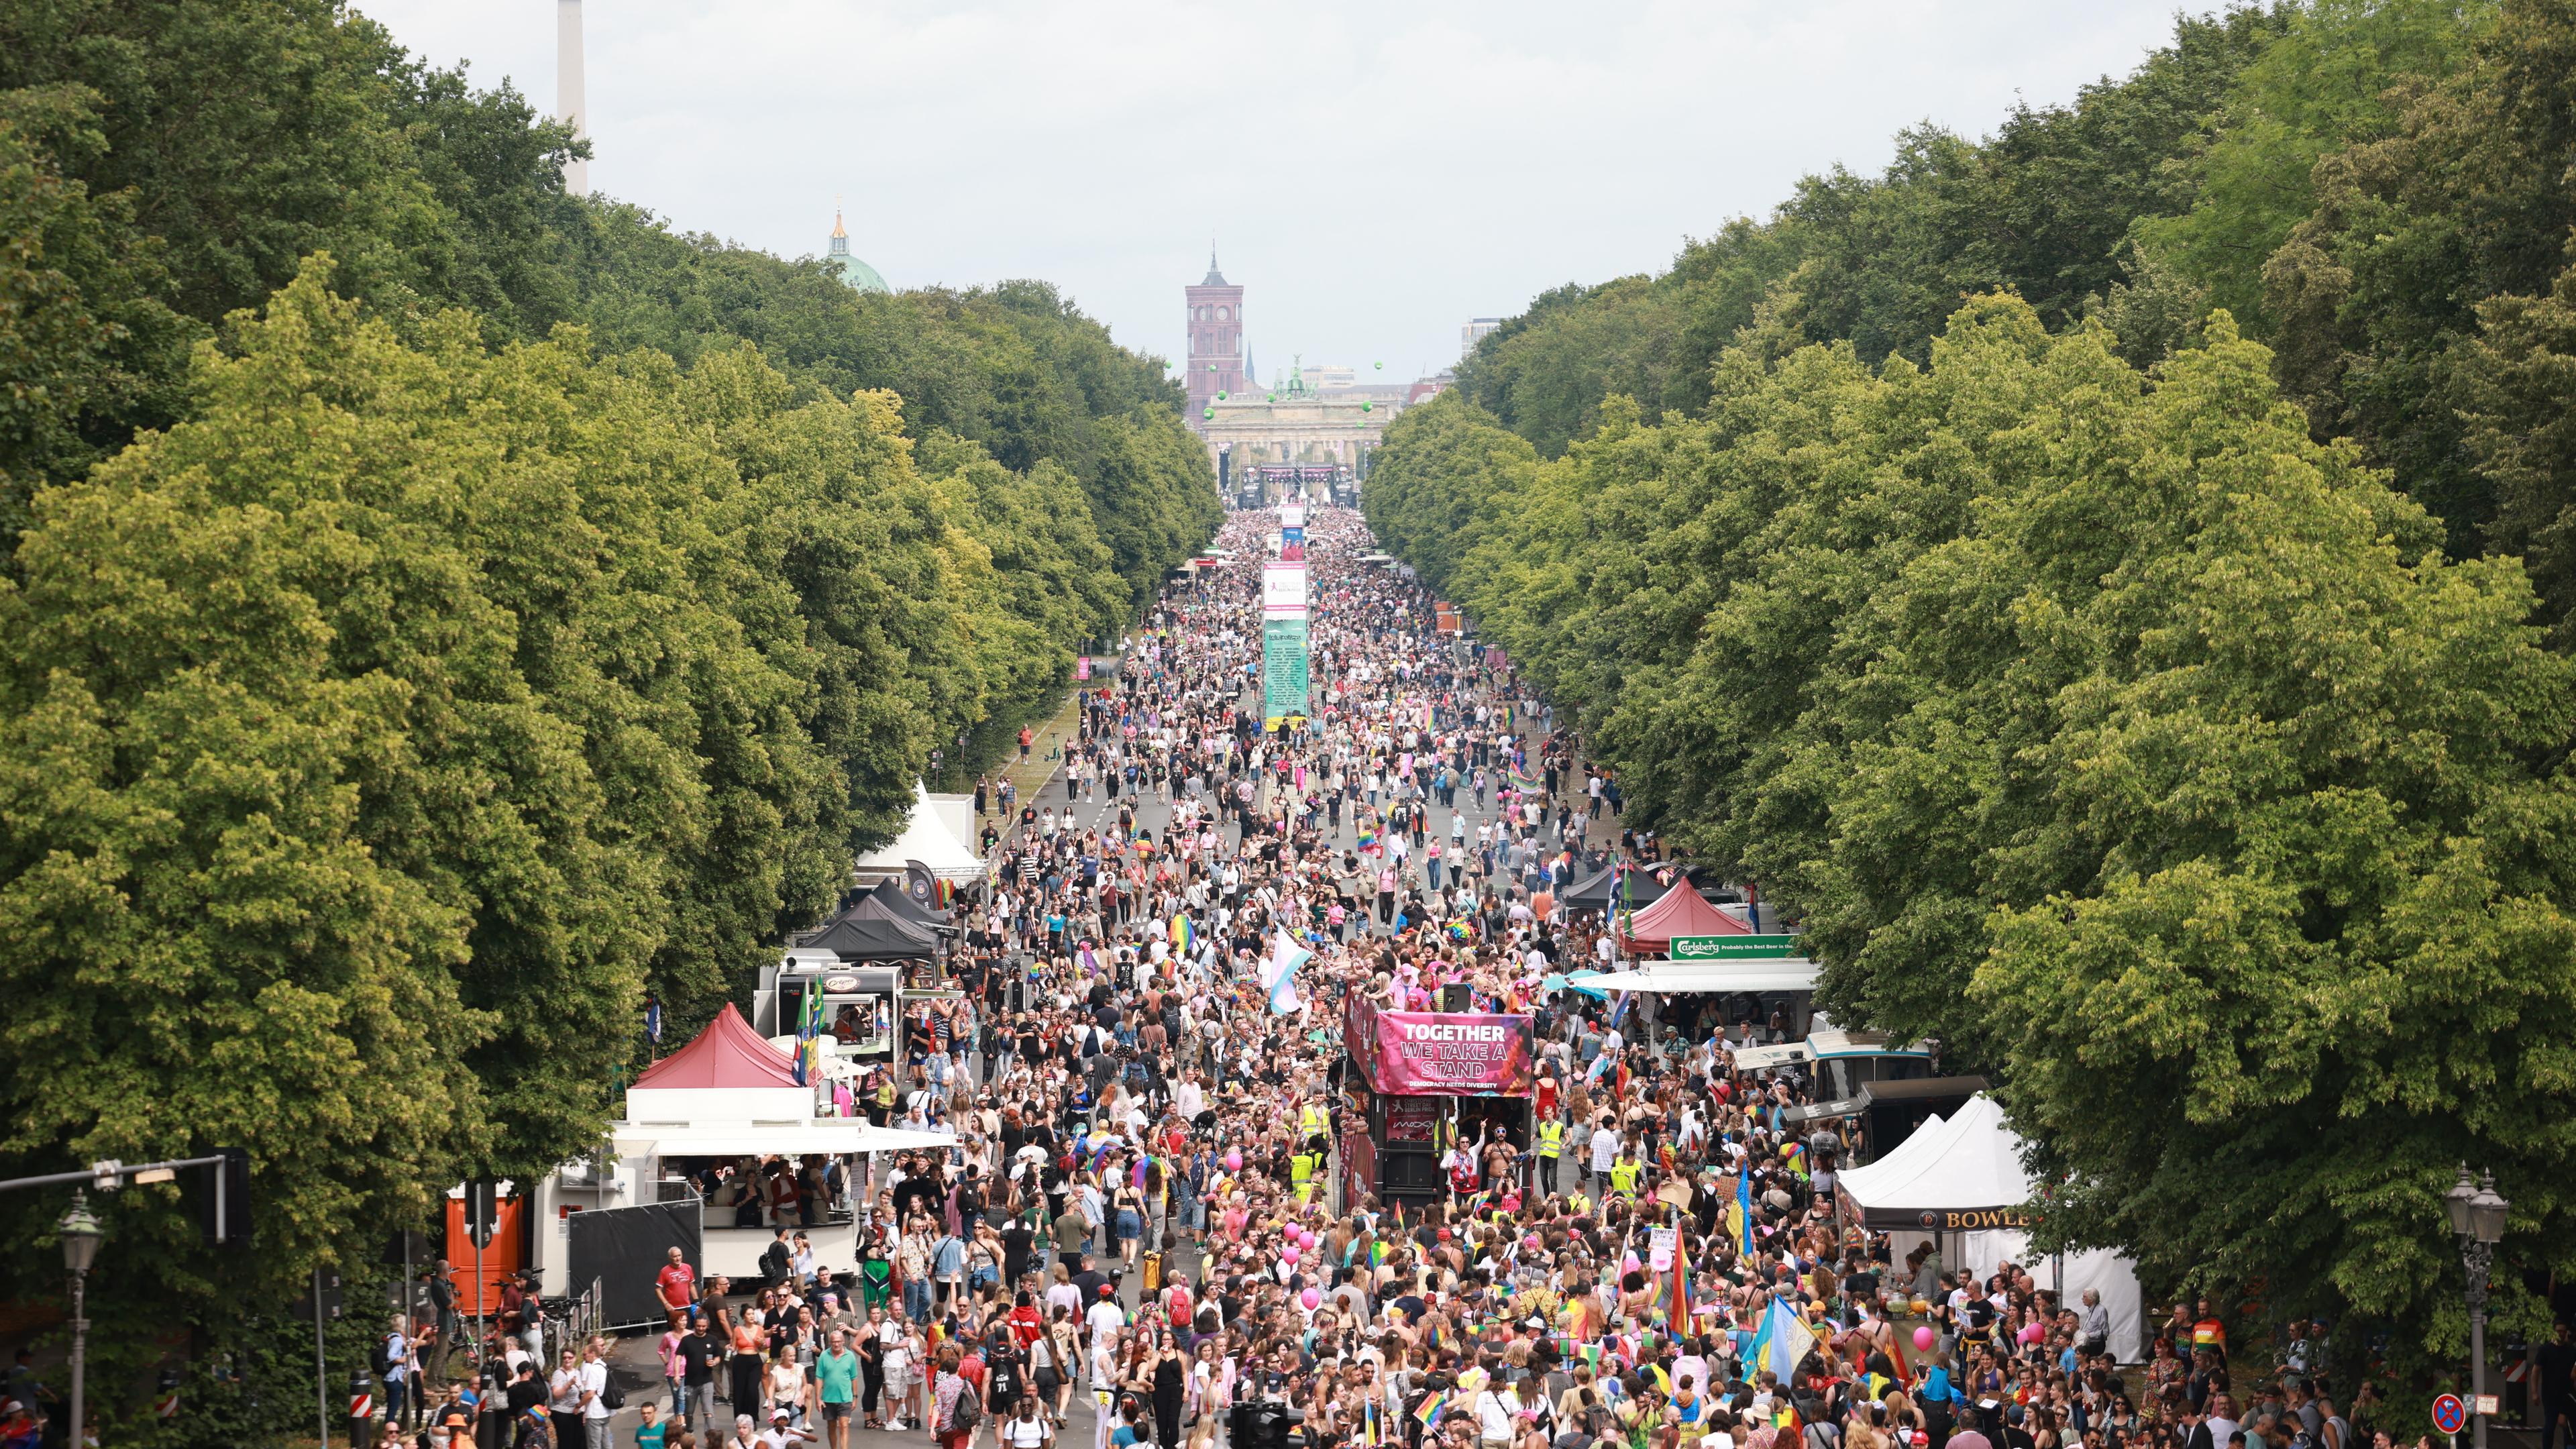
[{"left": 1917, "top": 1208, "right": 2037, "bottom": 1231}]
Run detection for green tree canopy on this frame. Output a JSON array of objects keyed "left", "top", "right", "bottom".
[{"left": 1370, "top": 289, "right": 2576, "bottom": 1371}]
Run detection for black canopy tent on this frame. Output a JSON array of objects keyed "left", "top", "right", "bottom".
[
  {"left": 1561, "top": 863, "right": 1672, "bottom": 912},
  {"left": 1858, "top": 1075, "right": 1988, "bottom": 1167},
  {"left": 800, "top": 914, "right": 936, "bottom": 961},
  {"left": 844, "top": 877, "right": 945, "bottom": 928}
]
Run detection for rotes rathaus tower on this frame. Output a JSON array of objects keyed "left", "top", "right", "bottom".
[{"left": 1185, "top": 248, "right": 1246, "bottom": 427}]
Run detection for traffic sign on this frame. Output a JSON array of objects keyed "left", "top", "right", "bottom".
[{"left": 2432, "top": 1395, "right": 2467, "bottom": 1435}]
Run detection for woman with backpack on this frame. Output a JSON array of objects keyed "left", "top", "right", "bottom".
[{"left": 931, "top": 1345, "right": 976, "bottom": 1449}]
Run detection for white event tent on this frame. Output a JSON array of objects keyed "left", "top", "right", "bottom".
[
  {"left": 852, "top": 782, "right": 985, "bottom": 885},
  {"left": 1840, "top": 1094, "right": 2146, "bottom": 1361},
  {"left": 600, "top": 1003, "right": 955, "bottom": 1281}
]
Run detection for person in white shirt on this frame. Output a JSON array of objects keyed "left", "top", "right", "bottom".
[
  {"left": 578, "top": 1343, "right": 614, "bottom": 1448},
  {"left": 878, "top": 1318, "right": 914, "bottom": 1431},
  {"left": 1004, "top": 1397, "right": 1053, "bottom": 1449},
  {"left": 1465, "top": 1368, "right": 1512, "bottom": 1449},
  {"left": 1587, "top": 1120, "right": 1619, "bottom": 1188},
  {"left": 547, "top": 1350, "right": 586, "bottom": 1445},
  {"left": 1084, "top": 1287, "right": 1127, "bottom": 1388}
]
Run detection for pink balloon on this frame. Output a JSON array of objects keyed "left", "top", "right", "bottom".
[
  {"left": 1224, "top": 1150, "right": 1242, "bottom": 1171},
  {"left": 1298, "top": 1229, "right": 1317, "bottom": 1248},
  {"left": 2019, "top": 1324, "right": 2045, "bottom": 1345},
  {"left": 1282, "top": 1244, "right": 1301, "bottom": 1264},
  {"left": 1913, "top": 1327, "right": 1935, "bottom": 1351},
  {"left": 1301, "top": 1288, "right": 1321, "bottom": 1310}
]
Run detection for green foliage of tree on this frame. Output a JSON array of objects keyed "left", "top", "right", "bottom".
[
  {"left": 1358, "top": 392, "right": 1538, "bottom": 592},
  {"left": 0, "top": 1, "right": 1214, "bottom": 611},
  {"left": 2137, "top": 0, "right": 2492, "bottom": 332},
  {"left": 2460, "top": 257, "right": 2576, "bottom": 637},
  {"left": 1368, "top": 290, "right": 2576, "bottom": 1365},
  {"left": 1450, "top": 7, "right": 2276, "bottom": 453},
  {"left": 2261, "top": 0, "right": 2576, "bottom": 549},
  {"left": 558, "top": 207, "right": 1212, "bottom": 609},
  {"left": 1452, "top": 276, "right": 1686, "bottom": 459},
  {"left": 0, "top": 0, "right": 1215, "bottom": 1430},
  {"left": 0, "top": 87, "right": 193, "bottom": 550},
  {"left": 0, "top": 255, "right": 1187, "bottom": 1434}
]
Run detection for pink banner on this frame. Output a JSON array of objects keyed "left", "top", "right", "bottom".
[{"left": 1346, "top": 996, "right": 1535, "bottom": 1097}]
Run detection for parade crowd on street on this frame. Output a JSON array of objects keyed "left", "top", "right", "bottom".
[{"left": 365, "top": 505, "right": 2446, "bottom": 1449}]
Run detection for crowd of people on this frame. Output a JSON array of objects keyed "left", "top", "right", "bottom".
[{"left": 367, "top": 504, "right": 2430, "bottom": 1449}]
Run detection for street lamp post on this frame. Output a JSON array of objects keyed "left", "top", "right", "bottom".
[
  {"left": 2444, "top": 1165, "right": 2510, "bottom": 1449},
  {"left": 58, "top": 1191, "right": 101, "bottom": 1449}
]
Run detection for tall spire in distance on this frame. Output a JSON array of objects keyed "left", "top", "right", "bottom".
[
  {"left": 557, "top": 0, "right": 588, "bottom": 196},
  {"left": 1203, "top": 241, "right": 1228, "bottom": 287}
]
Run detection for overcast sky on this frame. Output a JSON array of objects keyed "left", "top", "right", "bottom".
[{"left": 362, "top": 0, "right": 2198, "bottom": 384}]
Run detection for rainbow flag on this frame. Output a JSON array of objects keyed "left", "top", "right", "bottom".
[
  {"left": 1170, "top": 914, "right": 1193, "bottom": 951},
  {"left": 1414, "top": 1392, "right": 1452, "bottom": 1426},
  {"left": 1356, "top": 824, "right": 1379, "bottom": 853},
  {"left": 1670, "top": 1234, "right": 1692, "bottom": 1329},
  {"left": 794, "top": 970, "right": 825, "bottom": 1085}
]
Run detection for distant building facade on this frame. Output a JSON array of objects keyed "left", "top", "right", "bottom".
[
  {"left": 1183, "top": 258, "right": 1450, "bottom": 494},
  {"left": 1462, "top": 317, "right": 1503, "bottom": 357},
  {"left": 1186, "top": 252, "right": 1248, "bottom": 421}
]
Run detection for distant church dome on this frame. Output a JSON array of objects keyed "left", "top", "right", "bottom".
[{"left": 826, "top": 209, "right": 890, "bottom": 294}]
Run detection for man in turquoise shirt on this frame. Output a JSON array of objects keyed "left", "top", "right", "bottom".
[{"left": 816, "top": 1328, "right": 861, "bottom": 1449}]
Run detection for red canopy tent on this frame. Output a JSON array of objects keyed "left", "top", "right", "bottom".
[
  {"left": 1619, "top": 882, "right": 1748, "bottom": 953},
  {"left": 630, "top": 1002, "right": 800, "bottom": 1089}
]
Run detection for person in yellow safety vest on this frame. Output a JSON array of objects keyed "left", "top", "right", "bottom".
[
  {"left": 1290, "top": 1148, "right": 1320, "bottom": 1203},
  {"left": 1566, "top": 1188, "right": 1593, "bottom": 1217},
  {"left": 1299, "top": 1104, "right": 1330, "bottom": 1140},
  {"left": 1608, "top": 1148, "right": 1642, "bottom": 1199},
  {"left": 1535, "top": 1118, "right": 1565, "bottom": 1193}
]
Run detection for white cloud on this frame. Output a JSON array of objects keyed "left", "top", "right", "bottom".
[{"left": 365, "top": 0, "right": 2191, "bottom": 382}]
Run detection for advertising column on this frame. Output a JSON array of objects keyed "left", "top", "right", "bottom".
[{"left": 1262, "top": 514, "right": 1309, "bottom": 731}]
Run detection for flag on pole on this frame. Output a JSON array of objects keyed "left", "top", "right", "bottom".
[
  {"left": 794, "top": 978, "right": 824, "bottom": 1086},
  {"left": 1755, "top": 1297, "right": 1813, "bottom": 1383},
  {"left": 1736, "top": 1169, "right": 1756, "bottom": 1255}
]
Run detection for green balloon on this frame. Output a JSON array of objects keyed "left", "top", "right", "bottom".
[
  {"left": 1217, "top": 390, "right": 1228, "bottom": 400},
  {"left": 1362, "top": 401, "right": 1373, "bottom": 412},
  {"left": 1267, "top": 393, "right": 1277, "bottom": 402},
  {"left": 1374, "top": 361, "right": 1383, "bottom": 370},
  {"left": 1202, "top": 407, "right": 1214, "bottom": 419},
  {"left": 1208, "top": 363, "right": 1218, "bottom": 372}
]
